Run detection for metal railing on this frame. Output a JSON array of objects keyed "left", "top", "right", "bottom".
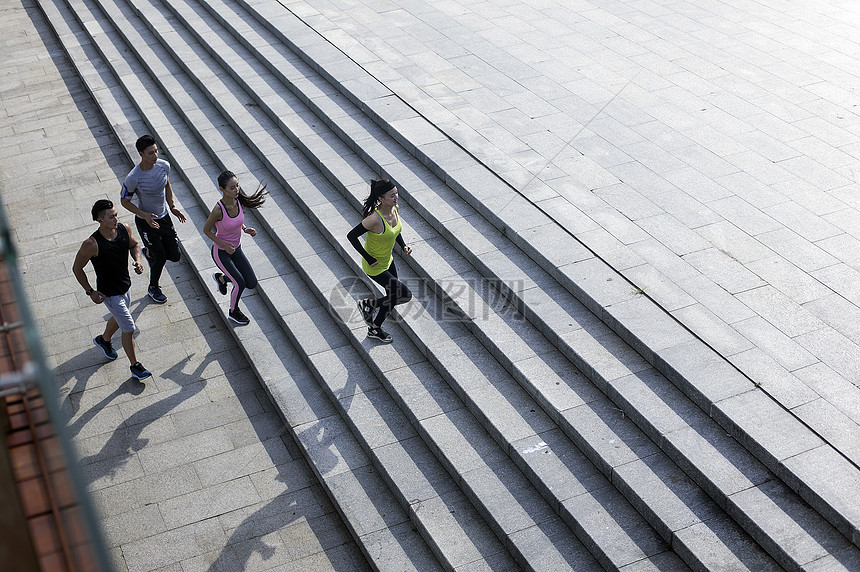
[{"left": 0, "top": 197, "right": 113, "bottom": 572}]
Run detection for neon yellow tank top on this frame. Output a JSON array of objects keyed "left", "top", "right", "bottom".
[{"left": 362, "top": 207, "right": 402, "bottom": 276}]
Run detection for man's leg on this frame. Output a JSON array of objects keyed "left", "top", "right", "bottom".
[
  {"left": 147, "top": 233, "right": 168, "bottom": 288},
  {"left": 92, "top": 315, "right": 120, "bottom": 360},
  {"left": 101, "top": 316, "right": 119, "bottom": 343},
  {"left": 103, "top": 293, "right": 139, "bottom": 365},
  {"left": 120, "top": 330, "right": 138, "bottom": 365},
  {"left": 136, "top": 217, "right": 166, "bottom": 288},
  {"left": 159, "top": 215, "right": 181, "bottom": 263}
]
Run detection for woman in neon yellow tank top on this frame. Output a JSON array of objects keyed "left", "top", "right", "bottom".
[{"left": 347, "top": 179, "right": 413, "bottom": 343}]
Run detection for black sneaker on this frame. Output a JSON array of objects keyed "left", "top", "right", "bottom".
[
  {"left": 148, "top": 285, "right": 167, "bottom": 304},
  {"left": 367, "top": 326, "right": 392, "bottom": 343},
  {"left": 213, "top": 272, "right": 228, "bottom": 295},
  {"left": 93, "top": 335, "right": 118, "bottom": 360},
  {"left": 229, "top": 307, "right": 250, "bottom": 325},
  {"left": 130, "top": 362, "right": 152, "bottom": 380},
  {"left": 357, "top": 299, "right": 374, "bottom": 326}
]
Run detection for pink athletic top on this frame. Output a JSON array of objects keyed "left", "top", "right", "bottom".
[{"left": 214, "top": 200, "right": 243, "bottom": 250}]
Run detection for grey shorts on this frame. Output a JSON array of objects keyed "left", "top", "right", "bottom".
[{"left": 102, "top": 291, "right": 135, "bottom": 333}]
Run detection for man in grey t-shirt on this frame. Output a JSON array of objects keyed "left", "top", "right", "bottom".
[{"left": 121, "top": 134, "right": 186, "bottom": 304}]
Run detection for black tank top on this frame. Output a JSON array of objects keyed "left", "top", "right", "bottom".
[{"left": 91, "top": 224, "right": 131, "bottom": 296}]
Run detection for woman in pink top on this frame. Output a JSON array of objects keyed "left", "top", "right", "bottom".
[{"left": 203, "top": 170, "right": 267, "bottom": 324}]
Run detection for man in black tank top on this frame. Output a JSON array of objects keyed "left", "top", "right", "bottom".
[{"left": 72, "top": 199, "right": 152, "bottom": 380}]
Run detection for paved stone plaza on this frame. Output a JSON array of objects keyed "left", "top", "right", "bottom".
[{"left": 2, "top": 0, "right": 860, "bottom": 569}]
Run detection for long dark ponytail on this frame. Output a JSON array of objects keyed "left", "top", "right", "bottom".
[
  {"left": 218, "top": 170, "right": 267, "bottom": 209},
  {"left": 361, "top": 178, "right": 395, "bottom": 218}
]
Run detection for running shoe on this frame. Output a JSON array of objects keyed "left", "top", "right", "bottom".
[
  {"left": 367, "top": 326, "right": 392, "bottom": 343},
  {"left": 357, "top": 299, "right": 374, "bottom": 326},
  {"left": 130, "top": 362, "right": 152, "bottom": 380},
  {"left": 148, "top": 285, "right": 167, "bottom": 304},
  {"left": 93, "top": 335, "right": 118, "bottom": 360},
  {"left": 213, "top": 272, "right": 228, "bottom": 295},
  {"left": 229, "top": 307, "right": 250, "bottom": 325}
]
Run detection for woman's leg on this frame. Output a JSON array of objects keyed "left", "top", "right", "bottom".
[
  {"left": 369, "top": 261, "right": 412, "bottom": 327},
  {"left": 212, "top": 245, "right": 247, "bottom": 310},
  {"left": 230, "top": 247, "right": 257, "bottom": 307}
]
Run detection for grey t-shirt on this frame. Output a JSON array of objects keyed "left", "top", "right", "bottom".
[{"left": 121, "top": 158, "right": 170, "bottom": 219}]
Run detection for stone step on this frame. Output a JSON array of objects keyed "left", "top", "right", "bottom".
[
  {"left": 242, "top": 0, "right": 860, "bottom": 554},
  {"left": 240, "top": 0, "right": 860, "bottom": 558},
  {"left": 149, "top": 1, "right": 860, "bottom": 570},
  {"left": 119, "top": 1, "right": 792, "bottom": 568}
]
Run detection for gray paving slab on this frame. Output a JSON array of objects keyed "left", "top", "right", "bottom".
[
  {"left": 670, "top": 303, "right": 756, "bottom": 357},
  {"left": 159, "top": 476, "right": 263, "bottom": 529},
  {"left": 625, "top": 264, "right": 698, "bottom": 313},
  {"left": 411, "top": 490, "right": 515, "bottom": 570},
  {"left": 561, "top": 398, "right": 662, "bottom": 475},
  {"left": 460, "top": 462, "right": 563, "bottom": 541},
  {"left": 508, "top": 517, "right": 602, "bottom": 570},
  {"left": 611, "top": 454, "right": 719, "bottom": 539}
]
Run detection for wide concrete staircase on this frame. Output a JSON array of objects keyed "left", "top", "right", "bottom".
[{"left": 35, "top": 0, "right": 860, "bottom": 569}]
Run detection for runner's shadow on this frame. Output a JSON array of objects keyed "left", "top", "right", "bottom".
[
  {"left": 205, "top": 421, "right": 361, "bottom": 572},
  {"left": 78, "top": 353, "right": 209, "bottom": 484},
  {"left": 61, "top": 297, "right": 152, "bottom": 421},
  {"left": 59, "top": 351, "right": 101, "bottom": 423},
  {"left": 204, "top": 356, "right": 359, "bottom": 571},
  {"left": 66, "top": 377, "right": 146, "bottom": 440}
]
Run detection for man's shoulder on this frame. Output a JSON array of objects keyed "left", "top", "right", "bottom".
[
  {"left": 123, "top": 164, "right": 141, "bottom": 186},
  {"left": 156, "top": 158, "right": 171, "bottom": 171},
  {"left": 79, "top": 234, "right": 98, "bottom": 255}
]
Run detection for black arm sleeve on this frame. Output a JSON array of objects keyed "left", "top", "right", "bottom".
[
  {"left": 347, "top": 222, "right": 377, "bottom": 264},
  {"left": 395, "top": 233, "right": 406, "bottom": 249}
]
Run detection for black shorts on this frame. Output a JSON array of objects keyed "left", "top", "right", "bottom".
[{"left": 135, "top": 214, "right": 180, "bottom": 263}]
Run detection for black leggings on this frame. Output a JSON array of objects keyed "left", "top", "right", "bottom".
[
  {"left": 136, "top": 214, "right": 180, "bottom": 288},
  {"left": 369, "top": 260, "right": 412, "bottom": 327},
  {"left": 213, "top": 245, "right": 257, "bottom": 310}
]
